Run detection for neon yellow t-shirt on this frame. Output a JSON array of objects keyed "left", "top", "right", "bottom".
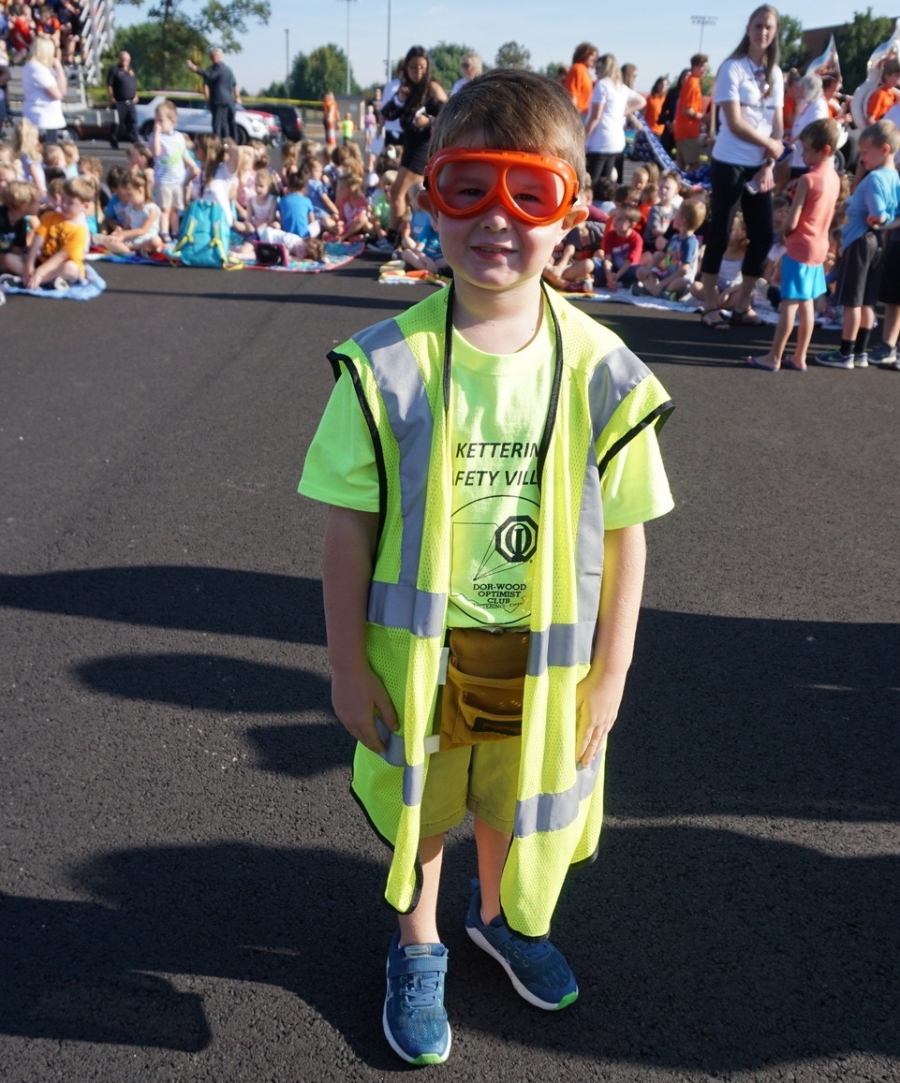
[{"left": 299, "top": 312, "right": 673, "bottom": 627}]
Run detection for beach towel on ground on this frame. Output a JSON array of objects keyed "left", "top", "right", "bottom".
[{"left": 0, "top": 264, "right": 106, "bottom": 300}]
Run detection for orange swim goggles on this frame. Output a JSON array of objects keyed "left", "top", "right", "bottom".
[{"left": 422, "top": 148, "right": 579, "bottom": 226}]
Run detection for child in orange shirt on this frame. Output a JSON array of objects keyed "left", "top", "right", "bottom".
[
  {"left": 23, "top": 176, "right": 93, "bottom": 289},
  {"left": 674, "top": 54, "right": 708, "bottom": 170}
]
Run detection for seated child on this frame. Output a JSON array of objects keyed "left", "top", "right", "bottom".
[
  {"left": 634, "top": 198, "right": 706, "bottom": 299},
  {"left": 21, "top": 176, "right": 94, "bottom": 288},
  {"left": 0, "top": 163, "right": 19, "bottom": 196},
  {"left": 591, "top": 176, "right": 616, "bottom": 217},
  {"left": 278, "top": 171, "right": 318, "bottom": 237},
  {"left": 370, "top": 168, "right": 396, "bottom": 243},
  {"left": 0, "top": 181, "right": 40, "bottom": 278},
  {"left": 398, "top": 181, "right": 446, "bottom": 272},
  {"left": 335, "top": 170, "right": 372, "bottom": 242},
  {"left": 60, "top": 140, "right": 80, "bottom": 179},
  {"left": 101, "top": 166, "right": 129, "bottom": 233},
  {"left": 301, "top": 156, "right": 339, "bottom": 231},
  {"left": 544, "top": 190, "right": 604, "bottom": 290},
  {"left": 644, "top": 172, "right": 682, "bottom": 252},
  {"left": 246, "top": 168, "right": 278, "bottom": 233},
  {"left": 79, "top": 156, "right": 110, "bottom": 214},
  {"left": 42, "top": 143, "right": 67, "bottom": 188},
  {"left": 127, "top": 142, "right": 155, "bottom": 195},
  {"left": 594, "top": 205, "right": 643, "bottom": 290},
  {"left": 747, "top": 118, "right": 841, "bottom": 371},
  {"left": 97, "top": 169, "right": 163, "bottom": 256}
]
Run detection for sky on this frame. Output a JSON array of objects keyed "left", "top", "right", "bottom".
[{"left": 116, "top": 2, "right": 900, "bottom": 95}]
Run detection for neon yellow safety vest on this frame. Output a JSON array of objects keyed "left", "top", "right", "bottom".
[{"left": 327, "top": 284, "right": 673, "bottom": 939}]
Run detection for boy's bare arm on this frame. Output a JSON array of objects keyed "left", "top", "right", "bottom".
[
  {"left": 575, "top": 522, "right": 646, "bottom": 767},
  {"left": 322, "top": 505, "right": 398, "bottom": 753}
]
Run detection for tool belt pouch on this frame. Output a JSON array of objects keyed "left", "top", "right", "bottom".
[{"left": 439, "top": 628, "right": 530, "bottom": 752}]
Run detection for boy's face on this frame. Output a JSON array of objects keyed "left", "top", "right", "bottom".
[
  {"left": 59, "top": 192, "right": 90, "bottom": 220},
  {"left": 612, "top": 212, "right": 633, "bottom": 236},
  {"left": 659, "top": 178, "right": 678, "bottom": 203},
  {"left": 801, "top": 140, "right": 831, "bottom": 168},
  {"left": 156, "top": 110, "right": 175, "bottom": 131},
  {"left": 418, "top": 140, "right": 587, "bottom": 299},
  {"left": 858, "top": 138, "right": 891, "bottom": 173}
]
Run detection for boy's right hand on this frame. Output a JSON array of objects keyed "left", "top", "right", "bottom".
[{"left": 331, "top": 667, "right": 398, "bottom": 754}]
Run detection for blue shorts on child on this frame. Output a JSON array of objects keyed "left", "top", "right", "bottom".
[{"left": 779, "top": 254, "right": 826, "bottom": 302}]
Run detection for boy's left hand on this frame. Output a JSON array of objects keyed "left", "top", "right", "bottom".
[{"left": 575, "top": 669, "right": 627, "bottom": 767}]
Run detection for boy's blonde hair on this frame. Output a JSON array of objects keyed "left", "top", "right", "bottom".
[
  {"left": 677, "top": 198, "right": 706, "bottom": 232},
  {"left": 860, "top": 119, "right": 900, "bottom": 154},
  {"left": 1, "top": 180, "right": 39, "bottom": 208},
  {"left": 156, "top": 99, "right": 178, "bottom": 122},
  {"left": 65, "top": 176, "right": 97, "bottom": 203},
  {"left": 60, "top": 140, "right": 79, "bottom": 165},
  {"left": 80, "top": 155, "right": 103, "bottom": 178},
  {"left": 42, "top": 144, "right": 66, "bottom": 168},
  {"left": 429, "top": 69, "right": 586, "bottom": 178}
]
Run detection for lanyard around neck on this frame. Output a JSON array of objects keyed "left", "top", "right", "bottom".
[{"left": 441, "top": 281, "right": 564, "bottom": 489}]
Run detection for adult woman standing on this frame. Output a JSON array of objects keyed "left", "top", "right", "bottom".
[
  {"left": 563, "top": 42, "right": 598, "bottom": 118},
  {"left": 643, "top": 76, "right": 669, "bottom": 136},
  {"left": 22, "top": 36, "right": 67, "bottom": 143},
  {"left": 584, "top": 54, "right": 645, "bottom": 184},
  {"left": 699, "top": 5, "right": 785, "bottom": 329},
  {"left": 380, "top": 46, "right": 447, "bottom": 243}
]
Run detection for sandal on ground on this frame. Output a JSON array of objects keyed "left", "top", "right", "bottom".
[
  {"left": 700, "top": 309, "right": 731, "bottom": 331},
  {"left": 729, "top": 308, "right": 763, "bottom": 326},
  {"left": 781, "top": 356, "right": 808, "bottom": 371},
  {"left": 743, "top": 355, "right": 779, "bottom": 371}
]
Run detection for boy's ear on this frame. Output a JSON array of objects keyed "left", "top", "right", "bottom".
[
  {"left": 416, "top": 187, "right": 436, "bottom": 219},
  {"left": 563, "top": 203, "right": 589, "bottom": 229}
]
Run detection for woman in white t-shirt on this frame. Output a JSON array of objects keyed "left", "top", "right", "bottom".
[
  {"left": 699, "top": 5, "right": 785, "bottom": 330},
  {"left": 584, "top": 55, "right": 646, "bottom": 184},
  {"left": 22, "top": 36, "right": 67, "bottom": 142}
]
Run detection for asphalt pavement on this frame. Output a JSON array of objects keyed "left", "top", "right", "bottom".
[{"left": 1, "top": 248, "right": 898, "bottom": 1083}]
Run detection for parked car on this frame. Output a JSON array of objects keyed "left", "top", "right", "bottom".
[
  {"left": 134, "top": 93, "right": 274, "bottom": 144},
  {"left": 253, "top": 102, "right": 303, "bottom": 142}
]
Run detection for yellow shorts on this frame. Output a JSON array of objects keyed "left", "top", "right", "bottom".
[{"left": 420, "top": 737, "right": 521, "bottom": 837}]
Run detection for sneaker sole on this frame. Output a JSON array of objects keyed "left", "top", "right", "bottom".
[
  {"left": 382, "top": 965, "right": 451, "bottom": 1065},
  {"left": 465, "top": 925, "right": 578, "bottom": 1010}
]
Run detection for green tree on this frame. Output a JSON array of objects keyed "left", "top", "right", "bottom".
[
  {"left": 494, "top": 42, "right": 531, "bottom": 70},
  {"left": 779, "top": 14, "right": 807, "bottom": 71},
  {"left": 428, "top": 41, "right": 476, "bottom": 95},
  {"left": 119, "top": 0, "right": 271, "bottom": 86},
  {"left": 103, "top": 20, "right": 209, "bottom": 89},
  {"left": 835, "top": 8, "right": 896, "bottom": 91},
  {"left": 539, "top": 62, "right": 568, "bottom": 80},
  {"left": 289, "top": 44, "right": 360, "bottom": 99},
  {"left": 259, "top": 79, "right": 287, "bottom": 98}
]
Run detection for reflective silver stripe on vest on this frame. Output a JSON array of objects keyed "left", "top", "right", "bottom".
[
  {"left": 404, "top": 763, "right": 424, "bottom": 807},
  {"left": 575, "top": 439, "right": 604, "bottom": 631},
  {"left": 368, "top": 580, "right": 447, "bottom": 638},
  {"left": 513, "top": 750, "right": 603, "bottom": 838},
  {"left": 528, "top": 620, "right": 596, "bottom": 676},
  {"left": 376, "top": 717, "right": 440, "bottom": 769},
  {"left": 588, "top": 345, "right": 649, "bottom": 443},
  {"left": 354, "top": 319, "right": 437, "bottom": 632}
]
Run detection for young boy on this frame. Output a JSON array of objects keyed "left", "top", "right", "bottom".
[
  {"left": 746, "top": 119, "right": 841, "bottom": 371},
  {"left": 22, "top": 175, "right": 93, "bottom": 289},
  {"left": 298, "top": 69, "right": 674, "bottom": 1067},
  {"left": 595, "top": 205, "right": 643, "bottom": 290},
  {"left": 0, "top": 181, "right": 40, "bottom": 279},
  {"left": 815, "top": 119, "right": 900, "bottom": 368},
  {"left": 150, "top": 100, "right": 198, "bottom": 241},
  {"left": 634, "top": 197, "right": 706, "bottom": 300}
]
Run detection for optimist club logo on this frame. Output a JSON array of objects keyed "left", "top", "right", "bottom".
[{"left": 495, "top": 515, "right": 539, "bottom": 563}]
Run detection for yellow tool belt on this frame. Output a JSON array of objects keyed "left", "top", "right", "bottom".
[{"left": 439, "top": 628, "right": 530, "bottom": 752}]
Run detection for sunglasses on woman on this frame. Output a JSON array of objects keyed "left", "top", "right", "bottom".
[{"left": 422, "top": 148, "right": 579, "bottom": 227}]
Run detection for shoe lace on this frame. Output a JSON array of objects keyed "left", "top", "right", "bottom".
[{"left": 398, "top": 969, "right": 443, "bottom": 1010}]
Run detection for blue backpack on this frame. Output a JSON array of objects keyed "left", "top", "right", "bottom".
[{"left": 175, "top": 199, "right": 231, "bottom": 268}]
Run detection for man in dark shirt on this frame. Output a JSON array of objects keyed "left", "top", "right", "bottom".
[
  {"left": 107, "top": 50, "right": 138, "bottom": 149},
  {"left": 187, "top": 48, "right": 241, "bottom": 141}
]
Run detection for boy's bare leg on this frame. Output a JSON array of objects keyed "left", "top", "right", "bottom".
[
  {"left": 397, "top": 833, "right": 444, "bottom": 945},
  {"left": 882, "top": 304, "right": 900, "bottom": 346},
  {"left": 474, "top": 818, "right": 511, "bottom": 923}
]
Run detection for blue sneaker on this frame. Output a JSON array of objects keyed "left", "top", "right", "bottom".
[
  {"left": 383, "top": 929, "right": 451, "bottom": 1065},
  {"left": 814, "top": 348, "right": 854, "bottom": 370},
  {"left": 465, "top": 881, "right": 578, "bottom": 1010}
]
